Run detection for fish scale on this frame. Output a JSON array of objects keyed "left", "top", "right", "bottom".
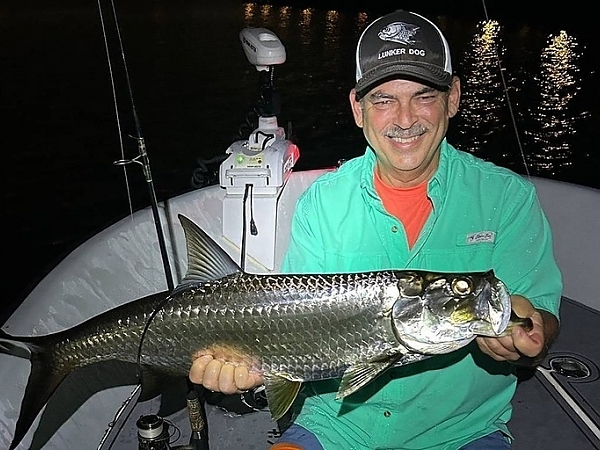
[{"left": 139, "top": 271, "right": 401, "bottom": 380}]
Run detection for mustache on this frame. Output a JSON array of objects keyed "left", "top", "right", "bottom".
[{"left": 383, "top": 125, "right": 428, "bottom": 139}]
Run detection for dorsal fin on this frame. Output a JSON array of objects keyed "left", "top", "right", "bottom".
[{"left": 177, "top": 214, "right": 242, "bottom": 287}]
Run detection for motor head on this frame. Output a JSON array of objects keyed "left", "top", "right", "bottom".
[{"left": 239, "top": 27, "right": 286, "bottom": 71}]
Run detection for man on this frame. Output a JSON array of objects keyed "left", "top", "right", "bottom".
[{"left": 190, "top": 10, "right": 561, "bottom": 449}]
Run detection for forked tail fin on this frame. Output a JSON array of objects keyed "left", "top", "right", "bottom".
[{"left": 0, "top": 329, "right": 69, "bottom": 450}]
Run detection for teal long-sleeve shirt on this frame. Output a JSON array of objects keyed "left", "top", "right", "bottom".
[{"left": 280, "top": 140, "right": 562, "bottom": 450}]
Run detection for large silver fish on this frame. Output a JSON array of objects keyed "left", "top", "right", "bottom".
[{"left": 0, "top": 214, "right": 527, "bottom": 450}]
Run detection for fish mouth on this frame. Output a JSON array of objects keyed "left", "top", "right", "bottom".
[
  {"left": 491, "top": 278, "right": 512, "bottom": 334},
  {"left": 469, "top": 277, "right": 512, "bottom": 336}
]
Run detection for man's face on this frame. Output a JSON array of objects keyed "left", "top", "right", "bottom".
[{"left": 350, "top": 77, "right": 460, "bottom": 187}]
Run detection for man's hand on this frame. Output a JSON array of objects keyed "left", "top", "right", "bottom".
[
  {"left": 476, "top": 295, "right": 558, "bottom": 365},
  {"left": 188, "top": 354, "right": 264, "bottom": 394}
]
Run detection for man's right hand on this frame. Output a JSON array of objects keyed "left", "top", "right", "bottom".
[{"left": 189, "top": 354, "right": 264, "bottom": 394}]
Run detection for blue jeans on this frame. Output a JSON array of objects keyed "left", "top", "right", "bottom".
[
  {"left": 272, "top": 425, "right": 510, "bottom": 450},
  {"left": 460, "top": 431, "right": 511, "bottom": 449}
]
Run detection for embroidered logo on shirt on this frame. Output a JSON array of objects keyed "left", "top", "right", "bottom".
[{"left": 466, "top": 231, "right": 496, "bottom": 244}]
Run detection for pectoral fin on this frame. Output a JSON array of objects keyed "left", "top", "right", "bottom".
[
  {"left": 263, "top": 374, "right": 302, "bottom": 421},
  {"left": 337, "top": 356, "right": 401, "bottom": 399}
]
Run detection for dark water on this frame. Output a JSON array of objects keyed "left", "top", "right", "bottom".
[{"left": 2, "top": 0, "right": 599, "bottom": 321}]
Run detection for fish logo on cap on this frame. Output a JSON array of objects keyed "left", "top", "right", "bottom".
[{"left": 378, "top": 22, "right": 420, "bottom": 45}]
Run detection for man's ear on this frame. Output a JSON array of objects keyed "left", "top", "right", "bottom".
[
  {"left": 349, "top": 88, "right": 364, "bottom": 128},
  {"left": 447, "top": 76, "right": 461, "bottom": 118}
]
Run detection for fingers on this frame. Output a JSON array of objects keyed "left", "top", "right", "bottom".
[
  {"left": 477, "top": 335, "right": 520, "bottom": 362},
  {"left": 189, "top": 354, "right": 264, "bottom": 393},
  {"left": 189, "top": 354, "right": 213, "bottom": 384},
  {"left": 218, "top": 362, "right": 238, "bottom": 394},
  {"left": 512, "top": 311, "right": 545, "bottom": 358},
  {"left": 188, "top": 350, "right": 235, "bottom": 392},
  {"left": 510, "top": 295, "right": 536, "bottom": 318},
  {"left": 508, "top": 295, "right": 546, "bottom": 357},
  {"left": 203, "top": 358, "right": 226, "bottom": 391},
  {"left": 234, "top": 365, "right": 255, "bottom": 391},
  {"left": 235, "top": 366, "right": 265, "bottom": 390}
]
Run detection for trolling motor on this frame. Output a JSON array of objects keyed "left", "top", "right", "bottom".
[
  {"left": 190, "top": 28, "right": 294, "bottom": 189},
  {"left": 219, "top": 27, "right": 300, "bottom": 271},
  {"left": 219, "top": 27, "right": 299, "bottom": 196},
  {"left": 240, "top": 26, "right": 284, "bottom": 123}
]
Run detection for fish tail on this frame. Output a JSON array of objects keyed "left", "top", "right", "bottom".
[{"left": 0, "top": 328, "right": 68, "bottom": 450}]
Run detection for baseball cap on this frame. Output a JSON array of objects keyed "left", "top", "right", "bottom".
[{"left": 355, "top": 10, "right": 453, "bottom": 97}]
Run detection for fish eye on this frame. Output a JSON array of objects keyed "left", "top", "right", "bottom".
[{"left": 451, "top": 278, "right": 472, "bottom": 296}]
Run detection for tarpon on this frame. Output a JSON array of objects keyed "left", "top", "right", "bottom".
[{"left": 0, "top": 214, "right": 528, "bottom": 449}]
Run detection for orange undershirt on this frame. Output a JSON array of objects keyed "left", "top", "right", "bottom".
[{"left": 374, "top": 171, "right": 433, "bottom": 249}]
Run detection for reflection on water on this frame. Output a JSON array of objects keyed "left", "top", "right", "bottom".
[
  {"left": 454, "top": 21, "right": 588, "bottom": 178},
  {"left": 457, "top": 20, "right": 507, "bottom": 157},
  {"left": 299, "top": 8, "right": 314, "bottom": 42},
  {"left": 279, "top": 6, "right": 292, "bottom": 27},
  {"left": 324, "top": 10, "right": 341, "bottom": 48},
  {"left": 526, "top": 31, "right": 585, "bottom": 175}
]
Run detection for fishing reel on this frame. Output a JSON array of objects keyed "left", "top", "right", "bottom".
[
  {"left": 137, "top": 415, "right": 171, "bottom": 450},
  {"left": 136, "top": 388, "right": 208, "bottom": 450},
  {"left": 136, "top": 413, "right": 207, "bottom": 450}
]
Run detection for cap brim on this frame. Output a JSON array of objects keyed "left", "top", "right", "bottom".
[{"left": 355, "top": 62, "right": 452, "bottom": 97}]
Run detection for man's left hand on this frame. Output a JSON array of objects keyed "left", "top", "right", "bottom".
[{"left": 476, "top": 295, "right": 555, "bottom": 364}]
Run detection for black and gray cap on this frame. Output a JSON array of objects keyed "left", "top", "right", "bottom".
[{"left": 355, "top": 10, "right": 453, "bottom": 97}]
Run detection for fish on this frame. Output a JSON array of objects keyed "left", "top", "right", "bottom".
[{"left": 0, "top": 214, "right": 530, "bottom": 450}]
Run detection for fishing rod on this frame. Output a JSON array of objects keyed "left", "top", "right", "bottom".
[{"left": 97, "top": 0, "right": 175, "bottom": 292}]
